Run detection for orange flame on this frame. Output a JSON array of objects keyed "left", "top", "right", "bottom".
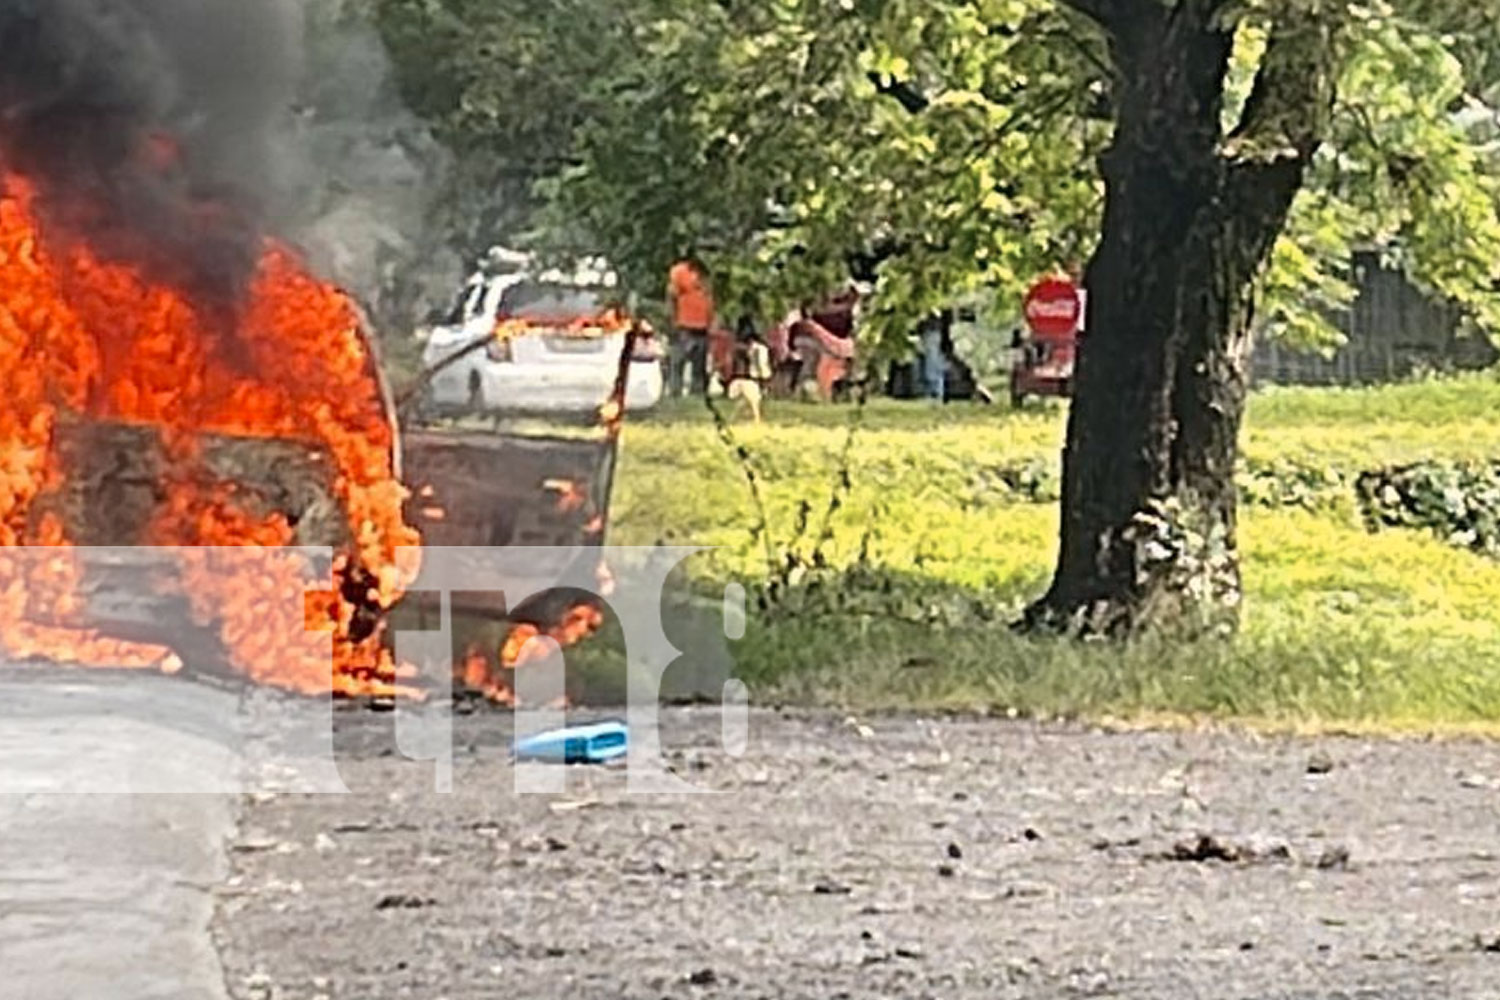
[
  {"left": 0, "top": 172, "right": 419, "bottom": 696},
  {"left": 543, "top": 478, "right": 586, "bottom": 514},
  {"left": 456, "top": 601, "right": 604, "bottom": 704},
  {"left": 493, "top": 307, "right": 631, "bottom": 343},
  {"left": 461, "top": 643, "right": 516, "bottom": 706},
  {"left": 502, "top": 603, "right": 605, "bottom": 669}
]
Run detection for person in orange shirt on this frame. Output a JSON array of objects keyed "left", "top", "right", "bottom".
[{"left": 666, "top": 256, "right": 715, "bottom": 397}]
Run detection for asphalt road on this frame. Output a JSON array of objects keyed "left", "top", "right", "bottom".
[
  {"left": 3, "top": 665, "right": 1498, "bottom": 999},
  {"left": 0, "top": 670, "right": 241, "bottom": 1000},
  {"left": 205, "top": 705, "right": 1500, "bottom": 1000}
]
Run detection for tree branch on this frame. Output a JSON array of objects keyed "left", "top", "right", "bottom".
[
  {"left": 1056, "top": 0, "right": 1164, "bottom": 32},
  {"left": 1217, "top": 7, "right": 1350, "bottom": 287},
  {"left": 1224, "top": 5, "right": 1346, "bottom": 169},
  {"left": 869, "top": 74, "right": 930, "bottom": 114},
  {"left": 1036, "top": 25, "right": 1115, "bottom": 82}
]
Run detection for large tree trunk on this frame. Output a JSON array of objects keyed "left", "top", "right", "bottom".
[{"left": 1027, "top": 0, "right": 1338, "bottom": 635}]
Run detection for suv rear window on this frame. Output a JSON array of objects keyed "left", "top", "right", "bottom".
[{"left": 499, "top": 283, "right": 614, "bottom": 323}]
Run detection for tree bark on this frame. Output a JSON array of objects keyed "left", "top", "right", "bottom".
[{"left": 1027, "top": 1, "right": 1339, "bottom": 635}]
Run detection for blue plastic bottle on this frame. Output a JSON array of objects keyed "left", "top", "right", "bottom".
[{"left": 513, "top": 720, "right": 629, "bottom": 764}]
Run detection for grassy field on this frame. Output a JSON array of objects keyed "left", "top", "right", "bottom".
[{"left": 598, "top": 375, "right": 1500, "bottom": 729}]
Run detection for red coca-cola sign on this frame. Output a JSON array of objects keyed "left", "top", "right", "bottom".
[{"left": 1024, "top": 277, "right": 1083, "bottom": 339}]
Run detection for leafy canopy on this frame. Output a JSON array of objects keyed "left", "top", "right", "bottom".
[{"left": 371, "top": 0, "right": 1500, "bottom": 349}]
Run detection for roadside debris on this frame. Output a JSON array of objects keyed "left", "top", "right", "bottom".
[
  {"left": 1316, "top": 845, "right": 1353, "bottom": 870},
  {"left": 243, "top": 972, "right": 274, "bottom": 1000},
  {"left": 1157, "top": 834, "right": 1294, "bottom": 865},
  {"left": 374, "top": 893, "right": 437, "bottom": 911},
  {"left": 1306, "top": 751, "right": 1336, "bottom": 775},
  {"left": 1168, "top": 834, "right": 1244, "bottom": 863},
  {"left": 813, "top": 880, "right": 853, "bottom": 896},
  {"left": 549, "top": 798, "right": 602, "bottom": 814},
  {"left": 232, "top": 835, "right": 295, "bottom": 855},
  {"left": 862, "top": 944, "right": 926, "bottom": 966},
  {"left": 687, "top": 968, "right": 719, "bottom": 986},
  {"left": 1163, "top": 835, "right": 1351, "bottom": 871}
]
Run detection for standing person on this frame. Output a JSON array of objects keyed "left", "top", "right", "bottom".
[
  {"left": 918, "top": 309, "right": 953, "bottom": 402},
  {"left": 789, "top": 284, "right": 859, "bottom": 401},
  {"left": 665, "top": 255, "right": 715, "bottom": 397},
  {"left": 726, "top": 315, "right": 774, "bottom": 423}
]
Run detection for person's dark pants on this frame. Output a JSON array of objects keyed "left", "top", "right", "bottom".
[
  {"left": 666, "top": 327, "right": 709, "bottom": 397},
  {"left": 792, "top": 332, "right": 828, "bottom": 396},
  {"left": 920, "top": 327, "right": 947, "bottom": 401}
]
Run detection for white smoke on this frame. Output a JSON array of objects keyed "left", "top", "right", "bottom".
[{"left": 276, "top": 0, "right": 460, "bottom": 333}]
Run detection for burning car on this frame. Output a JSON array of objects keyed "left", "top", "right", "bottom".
[
  {"left": 419, "top": 262, "right": 663, "bottom": 417},
  {"left": 0, "top": 1, "right": 622, "bottom": 706},
  {"left": 0, "top": 180, "right": 624, "bottom": 704},
  {"left": 0, "top": 172, "right": 419, "bottom": 696}
]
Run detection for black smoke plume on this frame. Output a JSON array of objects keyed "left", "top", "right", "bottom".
[
  {"left": 0, "top": 0, "right": 445, "bottom": 318},
  {"left": 0, "top": 0, "right": 308, "bottom": 303}
]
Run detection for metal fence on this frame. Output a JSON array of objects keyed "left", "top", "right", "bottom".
[{"left": 1251, "top": 252, "right": 1498, "bottom": 386}]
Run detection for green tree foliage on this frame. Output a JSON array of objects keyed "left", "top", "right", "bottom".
[
  {"left": 368, "top": 0, "right": 654, "bottom": 257},
  {"left": 537, "top": 0, "right": 1108, "bottom": 333},
  {"left": 372, "top": 0, "right": 1499, "bottom": 350},
  {"left": 365, "top": 0, "right": 1500, "bottom": 634},
  {"left": 1268, "top": 3, "right": 1500, "bottom": 346}
]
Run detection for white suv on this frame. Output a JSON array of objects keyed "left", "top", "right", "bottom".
[{"left": 421, "top": 273, "right": 664, "bottom": 416}]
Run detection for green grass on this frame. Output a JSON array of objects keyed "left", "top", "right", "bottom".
[
  {"left": 1244, "top": 375, "right": 1500, "bottom": 466},
  {"left": 598, "top": 374, "right": 1500, "bottom": 729}
]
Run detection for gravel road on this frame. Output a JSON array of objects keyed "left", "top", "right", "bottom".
[{"left": 212, "top": 707, "right": 1500, "bottom": 1000}]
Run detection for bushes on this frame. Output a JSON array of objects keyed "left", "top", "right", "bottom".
[
  {"left": 1238, "top": 458, "right": 1349, "bottom": 512},
  {"left": 965, "top": 457, "right": 1352, "bottom": 512},
  {"left": 960, "top": 453, "right": 1500, "bottom": 562},
  {"left": 1357, "top": 461, "right": 1500, "bottom": 557}
]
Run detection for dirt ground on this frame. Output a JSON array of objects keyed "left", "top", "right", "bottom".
[{"left": 213, "top": 707, "right": 1500, "bottom": 1000}]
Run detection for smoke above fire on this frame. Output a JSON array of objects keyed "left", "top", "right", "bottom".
[{"left": 0, "top": 0, "right": 445, "bottom": 314}]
